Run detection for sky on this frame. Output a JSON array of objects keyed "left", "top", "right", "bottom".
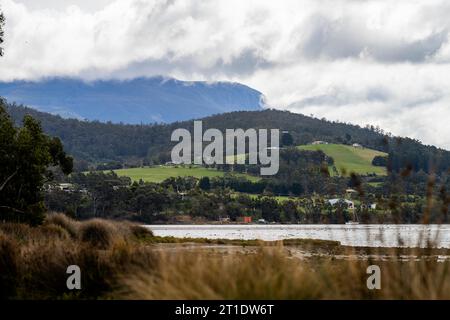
[{"left": 1, "top": 0, "right": 450, "bottom": 149}]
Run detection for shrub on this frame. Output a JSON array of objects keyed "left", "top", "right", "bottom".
[{"left": 372, "top": 155, "right": 388, "bottom": 167}]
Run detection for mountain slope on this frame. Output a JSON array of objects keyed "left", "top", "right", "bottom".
[
  {"left": 0, "top": 77, "right": 264, "bottom": 123},
  {"left": 5, "top": 103, "right": 450, "bottom": 174}
]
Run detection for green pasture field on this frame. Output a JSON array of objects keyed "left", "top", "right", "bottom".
[
  {"left": 110, "top": 165, "right": 260, "bottom": 183},
  {"left": 298, "top": 143, "right": 387, "bottom": 176}
]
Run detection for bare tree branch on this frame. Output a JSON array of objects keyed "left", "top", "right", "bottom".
[
  {"left": 0, "top": 205, "right": 25, "bottom": 214},
  {"left": 0, "top": 169, "right": 19, "bottom": 192}
]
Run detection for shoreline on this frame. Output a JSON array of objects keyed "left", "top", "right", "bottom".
[
  {"left": 144, "top": 223, "right": 450, "bottom": 226},
  {"left": 142, "top": 236, "right": 450, "bottom": 257},
  {"left": 144, "top": 224, "right": 450, "bottom": 249}
]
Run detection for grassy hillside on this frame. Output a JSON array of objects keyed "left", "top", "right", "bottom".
[
  {"left": 7, "top": 104, "right": 450, "bottom": 174},
  {"left": 111, "top": 165, "right": 259, "bottom": 183},
  {"left": 298, "top": 144, "right": 387, "bottom": 176}
]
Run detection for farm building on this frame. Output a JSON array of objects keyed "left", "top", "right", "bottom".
[
  {"left": 237, "top": 216, "right": 252, "bottom": 223},
  {"left": 328, "top": 198, "right": 355, "bottom": 210},
  {"left": 312, "top": 141, "right": 329, "bottom": 145},
  {"left": 57, "top": 183, "right": 75, "bottom": 192}
]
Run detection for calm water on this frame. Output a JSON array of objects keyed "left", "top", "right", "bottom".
[{"left": 146, "top": 224, "right": 450, "bottom": 248}]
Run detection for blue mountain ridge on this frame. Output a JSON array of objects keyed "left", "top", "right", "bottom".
[{"left": 0, "top": 77, "right": 265, "bottom": 124}]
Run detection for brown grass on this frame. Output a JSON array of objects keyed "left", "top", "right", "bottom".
[
  {"left": 79, "top": 219, "right": 117, "bottom": 249},
  {"left": 0, "top": 214, "right": 449, "bottom": 300},
  {"left": 0, "top": 215, "right": 159, "bottom": 299},
  {"left": 45, "top": 213, "right": 79, "bottom": 239},
  {"left": 119, "top": 246, "right": 450, "bottom": 300}
]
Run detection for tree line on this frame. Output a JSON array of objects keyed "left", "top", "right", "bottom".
[{"left": 43, "top": 171, "right": 448, "bottom": 224}]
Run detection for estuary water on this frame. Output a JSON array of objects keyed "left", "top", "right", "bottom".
[{"left": 146, "top": 224, "right": 450, "bottom": 248}]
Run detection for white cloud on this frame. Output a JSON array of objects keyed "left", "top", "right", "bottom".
[{"left": 1, "top": 0, "right": 450, "bottom": 149}]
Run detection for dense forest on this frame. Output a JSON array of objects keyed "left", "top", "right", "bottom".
[{"left": 6, "top": 102, "right": 450, "bottom": 175}]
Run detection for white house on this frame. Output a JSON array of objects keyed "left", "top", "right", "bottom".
[
  {"left": 352, "top": 143, "right": 363, "bottom": 148},
  {"left": 57, "top": 183, "right": 74, "bottom": 192},
  {"left": 312, "top": 141, "right": 328, "bottom": 145},
  {"left": 328, "top": 198, "right": 355, "bottom": 210}
]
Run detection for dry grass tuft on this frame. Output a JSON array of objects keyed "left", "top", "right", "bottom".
[
  {"left": 129, "top": 225, "right": 154, "bottom": 240},
  {"left": 44, "top": 213, "right": 79, "bottom": 239},
  {"left": 0, "top": 223, "right": 34, "bottom": 242},
  {"left": 79, "top": 219, "right": 116, "bottom": 249},
  {"left": 38, "top": 224, "right": 71, "bottom": 241}
]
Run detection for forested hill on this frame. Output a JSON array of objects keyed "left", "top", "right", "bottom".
[{"left": 5, "top": 102, "right": 450, "bottom": 174}]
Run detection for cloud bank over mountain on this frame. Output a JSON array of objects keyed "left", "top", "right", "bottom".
[
  {"left": 1, "top": 0, "right": 450, "bottom": 148},
  {"left": 0, "top": 77, "right": 264, "bottom": 123}
]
